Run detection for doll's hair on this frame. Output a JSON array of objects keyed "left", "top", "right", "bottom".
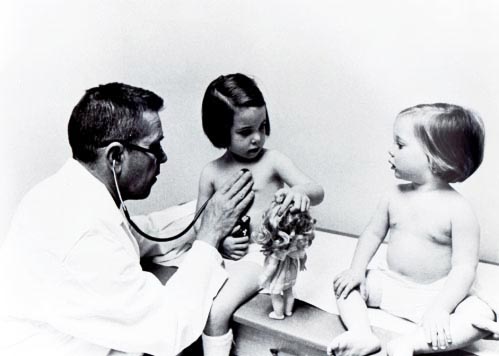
[
  {"left": 398, "top": 103, "right": 485, "bottom": 183},
  {"left": 201, "top": 73, "right": 271, "bottom": 148},
  {"left": 255, "top": 203, "right": 316, "bottom": 256}
]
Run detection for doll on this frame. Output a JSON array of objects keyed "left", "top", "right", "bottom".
[{"left": 254, "top": 202, "right": 316, "bottom": 319}]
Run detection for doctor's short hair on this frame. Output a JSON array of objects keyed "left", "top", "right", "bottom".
[
  {"left": 202, "top": 73, "right": 270, "bottom": 148},
  {"left": 398, "top": 103, "right": 485, "bottom": 183},
  {"left": 68, "top": 82, "right": 163, "bottom": 163}
]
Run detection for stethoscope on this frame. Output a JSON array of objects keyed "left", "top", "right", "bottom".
[{"left": 112, "top": 160, "right": 210, "bottom": 242}]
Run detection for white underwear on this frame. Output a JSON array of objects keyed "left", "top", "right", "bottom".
[{"left": 365, "top": 268, "right": 446, "bottom": 323}]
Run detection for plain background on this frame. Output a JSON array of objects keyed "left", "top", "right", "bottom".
[{"left": 1, "top": 0, "right": 498, "bottom": 262}]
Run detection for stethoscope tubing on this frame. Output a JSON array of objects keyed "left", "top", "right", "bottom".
[
  {"left": 113, "top": 159, "right": 210, "bottom": 242},
  {"left": 122, "top": 198, "right": 210, "bottom": 242}
]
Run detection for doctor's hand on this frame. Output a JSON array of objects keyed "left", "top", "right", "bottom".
[
  {"left": 197, "top": 170, "right": 254, "bottom": 247},
  {"left": 274, "top": 187, "right": 310, "bottom": 215},
  {"left": 219, "top": 225, "right": 250, "bottom": 260}
]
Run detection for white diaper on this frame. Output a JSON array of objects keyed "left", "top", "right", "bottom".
[{"left": 365, "top": 268, "right": 446, "bottom": 323}]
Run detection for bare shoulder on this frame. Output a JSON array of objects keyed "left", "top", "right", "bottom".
[
  {"left": 381, "top": 183, "right": 414, "bottom": 211},
  {"left": 264, "top": 149, "right": 299, "bottom": 170},
  {"left": 445, "top": 189, "right": 478, "bottom": 222},
  {"left": 254, "top": 148, "right": 289, "bottom": 172},
  {"left": 200, "top": 156, "right": 225, "bottom": 181},
  {"left": 368, "top": 185, "right": 400, "bottom": 213},
  {"left": 425, "top": 187, "right": 479, "bottom": 229},
  {"left": 263, "top": 148, "right": 288, "bottom": 162}
]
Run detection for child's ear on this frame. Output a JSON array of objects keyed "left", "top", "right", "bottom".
[{"left": 427, "top": 158, "right": 438, "bottom": 174}]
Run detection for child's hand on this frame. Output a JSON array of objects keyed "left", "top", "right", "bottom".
[
  {"left": 419, "top": 308, "right": 452, "bottom": 351},
  {"left": 472, "top": 317, "right": 499, "bottom": 339},
  {"left": 219, "top": 225, "right": 250, "bottom": 260},
  {"left": 333, "top": 269, "right": 365, "bottom": 299},
  {"left": 274, "top": 188, "right": 310, "bottom": 215}
]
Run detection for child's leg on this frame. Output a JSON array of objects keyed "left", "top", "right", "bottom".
[
  {"left": 387, "top": 296, "right": 495, "bottom": 356},
  {"left": 327, "top": 289, "right": 382, "bottom": 356},
  {"left": 328, "top": 270, "right": 382, "bottom": 356},
  {"left": 283, "top": 287, "right": 295, "bottom": 316},
  {"left": 202, "top": 261, "right": 262, "bottom": 356}
]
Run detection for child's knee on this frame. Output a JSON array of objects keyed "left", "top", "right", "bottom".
[
  {"left": 209, "top": 298, "right": 236, "bottom": 322},
  {"left": 207, "top": 303, "right": 233, "bottom": 330},
  {"left": 455, "top": 296, "right": 495, "bottom": 321}
]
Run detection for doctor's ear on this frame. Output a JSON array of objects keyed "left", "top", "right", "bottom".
[{"left": 105, "top": 143, "right": 124, "bottom": 171}]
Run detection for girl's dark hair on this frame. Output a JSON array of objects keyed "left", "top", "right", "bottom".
[
  {"left": 398, "top": 103, "right": 485, "bottom": 183},
  {"left": 201, "top": 73, "right": 270, "bottom": 148}
]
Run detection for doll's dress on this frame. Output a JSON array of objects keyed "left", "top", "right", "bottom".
[{"left": 261, "top": 248, "right": 306, "bottom": 294}]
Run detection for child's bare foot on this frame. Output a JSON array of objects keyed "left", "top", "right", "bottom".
[
  {"left": 269, "top": 311, "right": 285, "bottom": 320},
  {"left": 386, "top": 336, "right": 414, "bottom": 356},
  {"left": 327, "top": 330, "right": 381, "bottom": 356}
]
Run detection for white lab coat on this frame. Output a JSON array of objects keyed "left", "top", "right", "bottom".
[{"left": 0, "top": 159, "right": 227, "bottom": 356}]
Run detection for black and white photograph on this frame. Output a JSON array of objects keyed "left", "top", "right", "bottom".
[{"left": 1, "top": 1, "right": 498, "bottom": 355}]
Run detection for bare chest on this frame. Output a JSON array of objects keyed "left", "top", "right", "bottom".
[
  {"left": 213, "top": 164, "right": 283, "bottom": 227},
  {"left": 388, "top": 196, "right": 452, "bottom": 245}
]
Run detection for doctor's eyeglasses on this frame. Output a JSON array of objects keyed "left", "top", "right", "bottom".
[
  {"left": 122, "top": 142, "right": 167, "bottom": 162},
  {"left": 101, "top": 140, "right": 167, "bottom": 162}
]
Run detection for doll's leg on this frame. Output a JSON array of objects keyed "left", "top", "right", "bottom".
[
  {"left": 283, "top": 287, "right": 295, "bottom": 316},
  {"left": 203, "top": 261, "right": 262, "bottom": 356},
  {"left": 386, "top": 296, "right": 495, "bottom": 356},
  {"left": 269, "top": 292, "right": 285, "bottom": 319}
]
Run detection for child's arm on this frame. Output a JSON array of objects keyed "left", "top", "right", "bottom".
[
  {"left": 433, "top": 200, "right": 479, "bottom": 310},
  {"left": 333, "top": 194, "right": 390, "bottom": 299},
  {"left": 271, "top": 150, "right": 324, "bottom": 213},
  {"left": 420, "top": 199, "right": 480, "bottom": 346}
]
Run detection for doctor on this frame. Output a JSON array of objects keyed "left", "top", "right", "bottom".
[{"left": 0, "top": 82, "right": 254, "bottom": 356}]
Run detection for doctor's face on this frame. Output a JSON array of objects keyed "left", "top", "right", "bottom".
[{"left": 121, "top": 111, "right": 167, "bottom": 200}]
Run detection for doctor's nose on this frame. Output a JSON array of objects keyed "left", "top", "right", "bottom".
[{"left": 158, "top": 149, "right": 168, "bottom": 164}]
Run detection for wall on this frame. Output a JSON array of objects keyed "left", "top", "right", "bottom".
[{"left": 1, "top": 0, "right": 498, "bottom": 262}]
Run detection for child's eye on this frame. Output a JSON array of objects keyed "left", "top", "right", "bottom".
[
  {"left": 237, "top": 130, "right": 252, "bottom": 137},
  {"left": 259, "top": 122, "right": 266, "bottom": 132}
]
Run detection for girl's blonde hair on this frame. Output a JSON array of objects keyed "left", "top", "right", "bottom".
[{"left": 398, "top": 103, "right": 485, "bottom": 183}]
